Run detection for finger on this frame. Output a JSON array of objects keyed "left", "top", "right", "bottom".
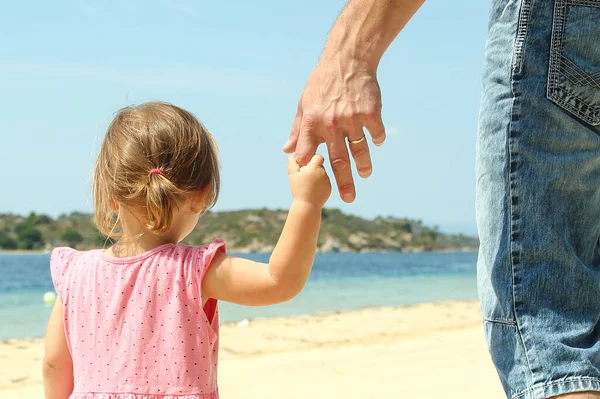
[
  {"left": 287, "top": 156, "right": 300, "bottom": 175},
  {"left": 307, "top": 154, "right": 325, "bottom": 168},
  {"left": 327, "top": 134, "right": 355, "bottom": 203},
  {"left": 363, "top": 112, "right": 386, "bottom": 147},
  {"left": 294, "top": 113, "right": 321, "bottom": 166},
  {"left": 347, "top": 128, "right": 373, "bottom": 178},
  {"left": 283, "top": 101, "right": 303, "bottom": 154}
]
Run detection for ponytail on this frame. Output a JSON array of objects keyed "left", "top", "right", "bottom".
[{"left": 145, "top": 170, "right": 185, "bottom": 233}]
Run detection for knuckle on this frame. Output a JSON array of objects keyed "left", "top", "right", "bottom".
[
  {"left": 339, "top": 110, "right": 353, "bottom": 119},
  {"left": 351, "top": 148, "right": 369, "bottom": 158},
  {"left": 342, "top": 110, "right": 360, "bottom": 124},
  {"left": 324, "top": 114, "right": 338, "bottom": 132},
  {"left": 360, "top": 109, "right": 378, "bottom": 121},
  {"left": 338, "top": 182, "right": 354, "bottom": 192},
  {"left": 330, "top": 158, "right": 349, "bottom": 172},
  {"left": 302, "top": 111, "right": 318, "bottom": 127}
]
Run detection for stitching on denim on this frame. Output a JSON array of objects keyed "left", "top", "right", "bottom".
[
  {"left": 547, "top": 0, "right": 566, "bottom": 93},
  {"left": 561, "top": 56, "right": 600, "bottom": 88},
  {"left": 562, "top": 60, "right": 598, "bottom": 87},
  {"left": 507, "top": 0, "right": 540, "bottom": 382},
  {"left": 512, "top": 377, "right": 600, "bottom": 399},
  {"left": 483, "top": 317, "right": 517, "bottom": 326},
  {"left": 512, "top": 0, "right": 533, "bottom": 76},
  {"left": 549, "top": 87, "right": 600, "bottom": 124},
  {"left": 561, "top": 57, "right": 600, "bottom": 86},
  {"left": 566, "top": 0, "right": 600, "bottom": 7},
  {"left": 508, "top": 3, "right": 537, "bottom": 383},
  {"left": 547, "top": 0, "right": 600, "bottom": 126}
]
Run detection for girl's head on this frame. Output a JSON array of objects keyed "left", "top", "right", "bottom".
[{"left": 93, "top": 102, "right": 220, "bottom": 241}]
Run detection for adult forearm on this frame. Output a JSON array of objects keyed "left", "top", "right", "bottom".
[{"left": 321, "top": 0, "right": 425, "bottom": 71}]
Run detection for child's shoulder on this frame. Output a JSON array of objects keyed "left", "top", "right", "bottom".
[
  {"left": 49, "top": 246, "right": 90, "bottom": 296},
  {"left": 169, "top": 239, "right": 227, "bottom": 263},
  {"left": 171, "top": 239, "right": 227, "bottom": 276},
  {"left": 50, "top": 246, "right": 77, "bottom": 259},
  {"left": 174, "top": 238, "right": 227, "bottom": 254},
  {"left": 51, "top": 246, "right": 102, "bottom": 265},
  {"left": 50, "top": 246, "right": 85, "bottom": 267}
]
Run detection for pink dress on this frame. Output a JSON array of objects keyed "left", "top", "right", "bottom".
[{"left": 50, "top": 239, "right": 226, "bottom": 399}]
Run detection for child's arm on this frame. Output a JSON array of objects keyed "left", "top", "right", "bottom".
[
  {"left": 43, "top": 297, "right": 74, "bottom": 399},
  {"left": 202, "top": 154, "right": 331, "bottom": 306}
]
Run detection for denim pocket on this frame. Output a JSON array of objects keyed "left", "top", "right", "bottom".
[{"left": 547, "top": 0, "right": 600, "bottom": 126}]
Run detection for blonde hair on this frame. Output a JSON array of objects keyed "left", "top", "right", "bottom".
[{"left": 93, "top": 102, "right": 220, "bottom": 238}]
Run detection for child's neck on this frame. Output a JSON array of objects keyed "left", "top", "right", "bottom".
[
  {"left": 105, "top": 208, "right": 182, "bottom": 258},
  {"left": 106, "top": 234, "right": 177, "bottom": 258}
]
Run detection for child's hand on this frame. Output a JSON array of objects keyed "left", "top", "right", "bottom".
[
  {"left": 288, "top": 154, "right": 332, "bottom": 208},
  {"left": 203, "top": 156, "right": 331, "bottom": 307}
]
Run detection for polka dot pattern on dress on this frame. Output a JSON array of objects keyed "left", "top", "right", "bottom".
[{"left": 49, "top": 239, "right": 226, "bottom": 398}]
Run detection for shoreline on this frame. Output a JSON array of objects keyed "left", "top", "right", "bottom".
[
  {"left": 0, "top": 299, "right": 503, "bottom": 399},
  {"left": 0, "top": 247, "right": 479, "bottom": 255},
  {"left": 0, "top": 250, "right": 49, "bottom": 255}
]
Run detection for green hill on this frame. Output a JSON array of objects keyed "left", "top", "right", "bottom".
[{"left": 0, "top": 210, "right": 478, "bottom": 253}]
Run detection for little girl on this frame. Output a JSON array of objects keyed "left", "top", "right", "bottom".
[{"left": 43, "top": 101, "right": 331, "bottom": 399}]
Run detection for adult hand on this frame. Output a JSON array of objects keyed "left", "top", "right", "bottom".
[{"left": 283, "top": 61, "right": 386, "bottom": 203}]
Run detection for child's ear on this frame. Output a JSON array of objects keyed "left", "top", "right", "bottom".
[
  {"left": 109, "top": 198, "right": 119, "bottom": 212},
  {"left": 189, "top": 186, "right": 210, "bottom": 214}
]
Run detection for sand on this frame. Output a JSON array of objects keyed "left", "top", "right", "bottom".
[{"left": 0, "top": 300, "right": 505, "bottom": 398}]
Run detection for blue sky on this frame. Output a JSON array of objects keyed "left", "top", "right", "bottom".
[{"left": 1, "top": 1, "right": 490, "bottom": 235}]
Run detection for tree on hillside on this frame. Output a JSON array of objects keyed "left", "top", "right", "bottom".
[
  {"left": 18, "top": 227, "right": 44, "bottom": 250},
  {"left": 0, "top": 232, "right": 18, "bottom": 250},
  {"left": 33, "top": 214, "right": 53, "bottom": 225},
  {"left": 22, "top": 212, "right": 53, "bottom": 226},
  {"left": 14, "top": 222, "right": 30, "bottom": 236},
  {"left": 61, "top": 229, "right": 84, "bottom": 247},
  {"left": 393, "top": 220, "right": 412, "bottom": 233}
]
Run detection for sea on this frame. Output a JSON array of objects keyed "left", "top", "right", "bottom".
[{"left": 0, "top": 251, "right": 479, "bottom": 340}]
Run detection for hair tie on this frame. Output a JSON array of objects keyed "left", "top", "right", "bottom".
[{"left": 149, "top": 168, "right": 163, "bottom": 176}]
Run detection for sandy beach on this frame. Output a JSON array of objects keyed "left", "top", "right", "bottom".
[{"left": 0, "top": 300, "right": 505, "bottom": 398}]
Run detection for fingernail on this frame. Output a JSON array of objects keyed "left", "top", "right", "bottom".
[
  {"left": 342, "top": 193, "right": 355, "bottom": 203},
  {"left": 359, "top": 169, "right": 372, "bottom": 178},
  {"left": 373, "top": 139, "right": 384, "bottom": 147}
]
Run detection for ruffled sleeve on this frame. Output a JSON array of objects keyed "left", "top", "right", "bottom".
[
  {"left": 196, "top": 239, "right": 226, "bottom": 331},
  {"left": 50, "top": 247, "right": 76, "bottom": 298},
  {"left": 198, "top": 238, "right": 227, "bottom": 283}
]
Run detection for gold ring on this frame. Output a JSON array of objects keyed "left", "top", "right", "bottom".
[{"left": 348, "top": 135, "right": 366, "bottom": 145}]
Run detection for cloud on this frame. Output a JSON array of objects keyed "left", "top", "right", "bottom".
[{"left": 0, "top": 60, "right": 294, "bottom": 97}]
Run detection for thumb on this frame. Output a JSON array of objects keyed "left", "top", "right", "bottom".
[
  {"left": 307, "top": 154, "right": 325, "bottom": 169},
  {"left": 287, "top": 156, "right": 300, "bottom": 175}
]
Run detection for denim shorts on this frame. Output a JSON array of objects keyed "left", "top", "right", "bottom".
[{"left": 476, "top": 0, "right": 600, "bottom": 398}]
